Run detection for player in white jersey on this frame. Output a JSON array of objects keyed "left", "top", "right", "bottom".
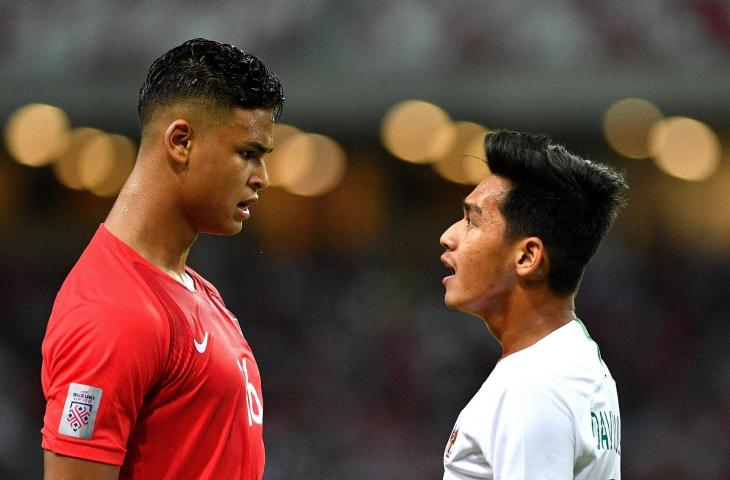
[{"left": 439, "top": 130, "right": 627, "bottom": 480}]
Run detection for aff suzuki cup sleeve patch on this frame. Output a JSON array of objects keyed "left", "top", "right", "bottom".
[{"left": 58, "top": 383, "right": 103, "bottom": 439}]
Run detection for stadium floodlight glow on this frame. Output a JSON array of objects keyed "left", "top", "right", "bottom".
[
  {"left": 53, "top": 128, "right": 105, "bottom": 190},
  {"left": 603, "top": 98, "right": 663, "bottom": 159},
  {"left": 649, "top": 117, "right": 721, "bottom": 182},
  {"left": 266, "top": 123, "right": 302, "bottom": 187},
  {"left": 462, "top": 131, "right": 490, "bottom": 184},
  {"left": 4, "top": 103, "right": 71, "bottom": 167},
  {"left": 285, "top": 134, "right": 346, "bottom": 197},
  {"left": 78, "top": 133, "right": 118, "bottom": 190},
  {"left": 432, "top": 121, "right": 489, "bottom": 185},
  {"left": 273, "top": 132, "right": 347, "bottom": 197},
  {"left": 381, "top": 100, "right": 452, "bottom": 164},
  {"left": 87, "top": 134, "right": 137, "bottom": 197}
]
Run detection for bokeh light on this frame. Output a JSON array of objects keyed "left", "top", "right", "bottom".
[
  {"left": 4, "top": 103, "right": 71, "bottom": 167},
  {"left": 649, "top": 117, "right": 721, "bottom": 181},
  {"left": 381, "top": 100, "right": 452, "bottom": 163},
  {"left": 53, "top": 128, "right": 105, "bottom": 190},
  {"left": 432, "top": 121, "right": 489, "bottom": 185},
  {"left": 603, "top": 98, "right": 663, "bottom": 159},
  {"left": 462, "top": 131, "right": 490, "bottom": 184},
  {"left": 87, "top": 134, "right": 137, "bottom": 197},
  {"left": 272, "top": 132, "right": 347, "bottom": 197},
  {"left": 77, "top": 133, "right": 117, "bottom": 190},
  {"left": 269, "top": 132, "right": 313, "bottom": 189},
  {"left": 266, "top": 123, "right": 302, "bottom": 187}
]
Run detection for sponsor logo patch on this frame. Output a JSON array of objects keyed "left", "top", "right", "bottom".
[{"left": 58, "top": 383, "right": 103, "bottom": 439}]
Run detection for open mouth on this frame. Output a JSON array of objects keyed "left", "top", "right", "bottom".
[
  {"left": 240, "top": 195, "right": 258, "bottom": 207},
  {"left": 236, "top": 201, "right": 252, "bottom": 219},
  {"left": 441, "top": 256, "right": 455, "bottom": 282}
]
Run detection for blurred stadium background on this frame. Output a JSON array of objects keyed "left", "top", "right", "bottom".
[{"left": 1, "top": 1, "right": 729, "bottom": 478}]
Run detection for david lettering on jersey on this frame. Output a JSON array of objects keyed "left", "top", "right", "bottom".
[{"left": 591, "top": 410, "right": 621, "bottom": 455}]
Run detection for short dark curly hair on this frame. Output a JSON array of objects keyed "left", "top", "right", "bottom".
[
  {"left": 138, "top": 38, "right": 284, "bottom": 129},
  {"left": 485, "top": 129, "right": 628, "bottom": 295}
]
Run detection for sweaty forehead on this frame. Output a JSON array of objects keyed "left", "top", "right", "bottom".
[
  {"left": 468, "top": 174, "right": 512, "bottom": 212},
  {"left": 224, "top": 108, "right": 274, "bottom": 145}
]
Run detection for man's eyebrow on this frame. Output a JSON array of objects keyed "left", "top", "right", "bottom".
[
  {"left": 242, "top": 141, "right": 274, "bottom": 154},
  {"left": 462, "top": 200, "right": 482, "bottom": 215}
]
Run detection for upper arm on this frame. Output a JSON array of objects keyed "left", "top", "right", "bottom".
[
  {"left": 488, "top": 378, "right": 575, "bottom": 479},
  {"left": 42, "top": 301, "right": 168, "bottom": 466},
  {"left": 44, "top": 450, "right": 120, "bottom": 480}
]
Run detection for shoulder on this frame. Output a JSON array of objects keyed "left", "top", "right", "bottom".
[
  {"left": 47, "top": 243, "right": 169, "bottom": 355},
  {"left": 490, "top": 357, "right": 566, "bottom": 407},
  {"left": 45, "top": 297, "right": 167, "bottom": 359},
  {"left": 488, "top": 326, "right": 601, "bottom": 415},
  {"left": 481, "top": 359, "right": 577, "bottom": 449},
  {"left": 52, "top": 265, "right": 166, "bottom": 333},
  {"left": 58, "top": 231, "right": 161, "bottom": 306}
]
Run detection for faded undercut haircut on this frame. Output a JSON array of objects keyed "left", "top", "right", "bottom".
[
  {"left": 138, "top": 38, "right": 284, "bottom": 130},
  {"left": 485, "top": 129, "right": 628, "bottom": 295}
]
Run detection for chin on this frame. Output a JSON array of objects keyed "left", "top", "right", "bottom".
[
  {"left": 444, "top": 293, "right": 481, "bottom": 317},
  {"left": 443, "top": 292, "right": 461, "bottom": 311},
  {"left": 224, "top": 223, "right": 244, "bottom": 236},
  {"left": 200, "top": 221, "right": 243, "bottom": 236}
]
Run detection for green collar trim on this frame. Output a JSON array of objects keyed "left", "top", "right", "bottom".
[{"left": 575, "top": 317, "right": 602, "bottom": 362}]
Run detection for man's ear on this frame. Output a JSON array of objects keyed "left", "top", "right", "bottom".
[
  {"left": 164, "top": 119, "right": 193, "bottom": 166},
  {"left": 514, "top": 237, "right": 549, "bottom": 284}
]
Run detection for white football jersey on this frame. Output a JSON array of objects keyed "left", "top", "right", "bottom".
[{"left": 443, "top": 319, "right": 621, "bottom": 480}]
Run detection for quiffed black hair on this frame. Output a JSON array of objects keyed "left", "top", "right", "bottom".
[
  {"left": 138, "top": 38, "right": 284, "bottom": 128},
  {"left": 485, "top": 129, "right": 628, "bottom": 295}
]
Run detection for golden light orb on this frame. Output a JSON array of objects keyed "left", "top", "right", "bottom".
[
  {"left": 381, "top": 100, "right": 452, "bottom": 164},
  {"left": 603, "top": 98, "right": 663, "bottom": 159},
  {"left": 649, "top": 117, "right": 721, "bottom": 181},
  {"left": 266, "top": 123, "right": 302, "bottom": 187},
  {"left": 4, "top": 103, "right": 71, "bottom": 167},
  {"left": 432, "top": 122, "right": 489, "bottom": 185}
]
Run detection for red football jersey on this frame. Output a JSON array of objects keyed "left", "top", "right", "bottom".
[{"left": 42, "top": 225, "right": 265, "bottom": 479}]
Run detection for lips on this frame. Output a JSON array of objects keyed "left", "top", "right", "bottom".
[
  {"left": 441, "top": 255, "right": 455, "bottom": 284},
  {"left": 238, "top": 196, "right": 258, "bottom": 209},
  {"left": 236, "top": 196, "right": 258, "bottom": 219}
]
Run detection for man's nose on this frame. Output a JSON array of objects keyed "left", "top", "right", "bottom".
[
  {"left": 250, "top": 161, "right": 269, "bottom": 191},
  {"left": 440, "top": 222, "right": 457, "bottom": 251}
]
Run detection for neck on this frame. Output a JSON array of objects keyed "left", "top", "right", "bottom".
[
  {"left": 104, "top": 152, "right": 196, "bottom": 278},
  {"left": 481, "top": 288, "right": 576, "bottom": 359}
]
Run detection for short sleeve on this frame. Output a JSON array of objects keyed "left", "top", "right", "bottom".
[
  {"left": 41, "top": 300, "right": 168, "bottom": 465},
  {"left": 487, "top": 376, "right": 575, "bottom": 479}
]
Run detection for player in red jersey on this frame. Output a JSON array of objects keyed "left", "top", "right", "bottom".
[{"left": 41, "top": 38, "right": 284, "bottom": 480}]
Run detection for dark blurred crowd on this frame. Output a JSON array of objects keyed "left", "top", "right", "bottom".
[{"left": 1, "top": 152, "right": 728, "bottom": 479}]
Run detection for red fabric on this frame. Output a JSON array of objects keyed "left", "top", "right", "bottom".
[{"left": 42, "top": 225, "right": 265, "bottom": 479}]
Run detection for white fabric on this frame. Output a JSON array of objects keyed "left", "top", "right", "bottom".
[
  {"left": 179, "top": 270, "right": 195, "bottom": 292},
  {"left": 443, "top": 320, "right": 621, "bottom": 480}
]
